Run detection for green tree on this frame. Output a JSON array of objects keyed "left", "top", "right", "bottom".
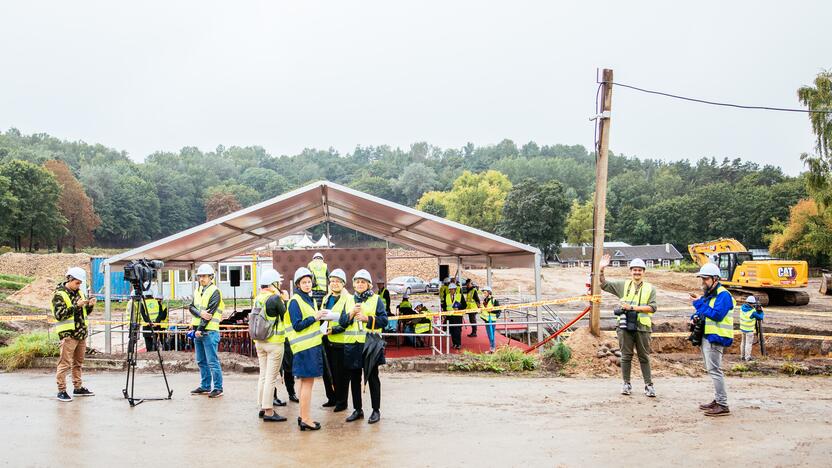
[
  {"left": 0, "top": 175, "right": 18, "bottom": 243},
  {"left": 498, "top": 180, "right": 570, "bottom": 261},
  {"left": 43, "top": 160, "right": 100, "bottom": 252},
  {"left": 444, "top": 170, "right": 512, "bottom": 232},
  {"left": 396, "top": 162, "right": 438, "bottom": 206},
  {"left": 416, "top": 191, "right": 449, "bottom": 217},
  {"left": 0, "top": 160, "right": 64, "bottom": 251},
  {"left": 204, "top": 188, "right": 242, "bottom": 221},
  {"left": 564, "top": 198, "right": 594, "bottom": 245}
]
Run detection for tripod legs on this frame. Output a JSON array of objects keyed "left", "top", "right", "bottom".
[{"left": 123, "top": 296, "right": 173, "bottom": 406}]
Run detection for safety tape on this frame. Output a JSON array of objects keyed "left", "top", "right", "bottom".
[
  {"left": 598, "top": 330, "right": 832, "bottom": 341},
  {"left": 648, "top": 306, "right": 832, "bottom": 318}
]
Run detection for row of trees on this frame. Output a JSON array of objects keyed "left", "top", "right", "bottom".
[{"left": 1, "top": 68, "right": 826, "bottom": 260}]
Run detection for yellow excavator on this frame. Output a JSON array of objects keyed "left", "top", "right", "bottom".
[{"left": 688, "top": 238, "right": 810, "bottom": 306}]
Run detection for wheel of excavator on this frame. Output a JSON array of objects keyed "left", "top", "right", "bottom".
[{"left": 782, "top": 290, "right": 810, "bottom": 306}]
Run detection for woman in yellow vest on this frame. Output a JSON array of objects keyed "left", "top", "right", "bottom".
[
  {"left": 339, "top": 269, "right": 388, "bottom": 424},
  {"left": 188, "top": 264, "right": 225, "bottom": 398},
  {"left": 320, "top": 268, "right": 351, "bottom": 412},
  {"left": 479, "top": 286, "right": 500, "bottom": 353},
  {"left": 288, "top": 267, "right": 329, "bottom": 431},
  {"left": 253, "top": 268, "right": 289, "bottom": 422}
]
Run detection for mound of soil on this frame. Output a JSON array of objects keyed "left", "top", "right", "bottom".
[
  {"left": 6, "top": 277, "right": 60, "bottom": 309},
  {"left": 0, "top": 253, "right": 91, "bottom": 279}
]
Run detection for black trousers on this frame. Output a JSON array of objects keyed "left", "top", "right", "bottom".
[
  {"left": 322, "top": 340, "right": 336, "bottom": 403},
  {"left": 329, "top": 344, "right": 347, "bottom": 407},
  {"left": 142, "top": 328, "right": 160, "bottom": 351},
  {"left": 467, "top": 312, "right": 478, "bottom": 335},
  {"left": 447, "top": 316, "right": 463, "bottom": 347},
  {"left": 282, "top": 341, "right": 295, "bottom": 396},
  {"left": 347, "top": 366, "right": 380, "bottom": 411}
]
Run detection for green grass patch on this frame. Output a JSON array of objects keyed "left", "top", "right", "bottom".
[
  {"left": 542, "top": 341, "right": 573, "bottom": 365},
  {"left": 0, "top": 332, "right": 60, "bottom": 370},
  {"left": 0, "top": 274, "right": 34, "bottom": 291},
  {"left": 671, "top": 261, "right": 700, "bottom": 273},
  {"left": 449, "top": 345, "right": 538, "bottom": 373}
]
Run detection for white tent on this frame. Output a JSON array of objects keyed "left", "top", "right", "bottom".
[
  {"left": 101, "top": 180, "right": 542, "bottom": 352},
  {"left": 294, "top": 233, "right": 315, "bottom": 248},
  {"left": 314, "top": 234, "right": 334, "bottom": 248}
]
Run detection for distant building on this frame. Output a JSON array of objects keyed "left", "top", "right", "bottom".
[{"left": 555, "top": 243, "right": 684, "bottom": 268}]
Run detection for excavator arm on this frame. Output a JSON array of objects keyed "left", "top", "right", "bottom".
[{"left": 687, "top": 238, "right": 749, "bottom": 266}]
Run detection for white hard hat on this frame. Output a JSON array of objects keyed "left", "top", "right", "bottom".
[
  {"left": 443, "top": 277, "right": 450, "bottom": 284},
  {"left": 196, "top": 264, "right": 215, "bottom": 276},
  {"left": 449, "top": 283, "right": 458, "bottom": 289},
  {"left": 294, "top": 267, "right": 313, "bottom": 284},
  {"left": 745, "top": 295, "right": 758, "bottom": 304},
  {"left": 312, "top": 252, "right": 324, "bottom": 260},
  {"left": 481, "top": 286, "right": 492, "bottom": 292},
  {"left": 353, "top": 269, "right": 372, "bottom": 283},
  {"left": 329, "top": 268, "right": 347, "bottom": 284},
  {"left": 629, "top": 258, "right": 646, "bottom": 269},
  {"left": 66, "top": 267, "right": 86, "bottom": 283},
  {"left": 260, "top": 268, "right": 282, "bottom": 286},
  {"left": 695, "top": 263, "right": 721, "bottom": 278}
]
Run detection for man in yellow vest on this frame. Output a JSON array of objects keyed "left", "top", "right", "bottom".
[
  {"left": 600, "top": 255, "right": 657, "bottom": 398},
  {"left": 464, "top": 279, "right": 481, "bottom": 338},
  {"left": 131, "top": 289, "right": 168, "bottom": 352},
  {"left": 690, "top": 263, "right": 735, "bottom": 417},
  {"left": 308, "top": 252, "right": 329, "bottom": 300},
  {"left": 53, "top": 267, "right": 96, "bottom": 402},
  {"left": 188, "top": 263, "right": 225, "bottom": 398}
]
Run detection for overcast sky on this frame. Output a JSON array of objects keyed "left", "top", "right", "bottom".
[{"left": 1, "top": 1, "right": 829, "bottom": 174}]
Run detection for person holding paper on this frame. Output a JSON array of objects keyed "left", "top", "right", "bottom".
[
  {"left": 339, "top": 269, "right": 388, "bottom": 424},
  {"left": 287, "top": 267, "right": 329, "bottom": 431},
  {"left": 320, "top": 268, "right": 351, "bottom": 412}
]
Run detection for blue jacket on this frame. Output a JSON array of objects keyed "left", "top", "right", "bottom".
[
  {"left": 740, "top": 303, "right": 765, "bottom": 320},
  {"left": 692, "top": 284, "right": 734, "bottom": 347},
  {"left": 288, "top": 291, "right": 318, "bottom": 333}
]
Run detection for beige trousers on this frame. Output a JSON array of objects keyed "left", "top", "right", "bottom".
[
  {"left": 255, "top": 341, "right": 285, "bottom": 410},
  {"left": 56, "top": 337, "right": 86, "bottom": 392}
]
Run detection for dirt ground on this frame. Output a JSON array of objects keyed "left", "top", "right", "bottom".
[{"left": 0, "top": 370, "right": 830, "bottom": 467}]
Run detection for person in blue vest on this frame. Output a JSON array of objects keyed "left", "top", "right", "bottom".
[
  {"left": 339, "top": 269, "right": 388, "bottom": 424},
  {"left": 690, "top": 263, "right": 735, "bottom": 417},
  {"left": 288, "top": 267, "right": 329, "bottom": 431},
  {"left": 188, "top": 263, "right": 225, "bottom": 399},
  {"left": 739, "top": 295, "right": 764, "bottom": 361}
]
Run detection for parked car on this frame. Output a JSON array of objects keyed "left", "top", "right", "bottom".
[
  {"left": 427, "top": 277, "right": 440, "bottom": 293},
  {"left": 387, "top": 276, "right": 428, "bottom": 295}
]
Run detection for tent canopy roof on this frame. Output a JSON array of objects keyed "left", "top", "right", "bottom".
[{"left": 104, "top": 181, "right": 539, "bottom": 269}]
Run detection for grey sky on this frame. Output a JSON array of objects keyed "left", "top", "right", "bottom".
[{"left": 1, "top": 1, "right": 829, "bottom": 175}]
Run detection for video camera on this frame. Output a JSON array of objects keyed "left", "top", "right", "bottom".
[{"left": 123, "top": 259, "right": 164, "bottom": 292}]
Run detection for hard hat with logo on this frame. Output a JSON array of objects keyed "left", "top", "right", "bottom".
[
  {"left": 353, "top": 269, "right": 372, "bottom": 283},
  {"left": 66, "top": 267, "right": 87, "bottom": 283},
  {"left": 196, "top": 264, "right": 215, "bottom": 276},
  {"left": 629, "top": 258, "right": 646, "bottom": 270},
  {"left": 260, "top": 268, "right": 283, "bottom": 287},
  {"left": 329, "top": 268, "right": 347, "bottom": 284},
  {"left": 695, "top": 263, "right": 721, "bottom": 278},
  {"left": 294, "top": 267, "right": 313, "bottom": 284}
]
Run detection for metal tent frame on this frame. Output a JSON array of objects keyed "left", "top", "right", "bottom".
[{"left": 101, "top": 180, "right": 542, "bottom": 353}]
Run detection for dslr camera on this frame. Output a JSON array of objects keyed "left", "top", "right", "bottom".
[
  {"left": 613, "top": 305, "right": 638, "bottom": 332},
  {"left": 687, "top": 315, "right": 705, "bottom": 346}
]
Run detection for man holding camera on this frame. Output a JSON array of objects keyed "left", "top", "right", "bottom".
[
  {"left": 690, "top": 263, "right": 734, "bottom": 417},
  {"left": 53, "top": 267, "right": 96, "bottom": 402},
  {"left": 599, "top": 255, "right": 657, "bottom": 398}
]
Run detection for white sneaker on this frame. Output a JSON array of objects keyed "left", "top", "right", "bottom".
[
  {"left": 621, "top": 383, "right": 632, "bottom": 396},
  {"left": 644, "top": 384, "right": 656, "bottom": 398}
]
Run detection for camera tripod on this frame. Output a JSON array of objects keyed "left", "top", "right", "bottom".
[{"left": 122, "top": 291, "right": 173, "bottom": 407}]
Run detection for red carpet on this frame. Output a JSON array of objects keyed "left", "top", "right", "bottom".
[{"left": 384, "top": 320, "right": 529, "bottom": 358}]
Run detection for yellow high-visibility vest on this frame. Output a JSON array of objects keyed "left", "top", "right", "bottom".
[
  {"left": 323, "top": 292, "right": 353, "bottom": 344},
  {"left": 286, "top": 295, "right": 322, "bottom": 353},
  {"left": 704, "top": 286, "right": 735, "bottom": 341},
  {"left": 622, "top": 280, "right": 654, "bottom": 328},
  {"left": 190, "top": 283, "right": 225, "bottom": 331},
  {"left": 52, "top": 289, "right": 88, "bottom": 334}
]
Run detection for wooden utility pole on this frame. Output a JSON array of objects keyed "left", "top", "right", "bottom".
[{"left": 590, "top": 68, "right": 613, "bottom": 336}]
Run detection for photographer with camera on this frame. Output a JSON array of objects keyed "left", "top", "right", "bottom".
[
  {"left": 53, "top": 267, "right": 96, "bottom": 402},
  {"left": 599, "top": 255, "right": 657, "bottom": 398},
  {"left": 739, "top": 296, "right": 764, "bottom": 361},
  {"left": 188, "top": 264, "right": 226, "bottom": 399},
  {"left": 128, "top": 288, "right": 168, "bottom": 352},
  {"left": 689, "top": 263, "right": 735, "bottom": 417}
]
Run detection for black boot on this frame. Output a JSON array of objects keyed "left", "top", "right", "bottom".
[
  {"left": 288, "top": 394, "right": 299, "bottom": 403},
  {"left": 345, "top": 409, "right": 364, "bottom": 422}
]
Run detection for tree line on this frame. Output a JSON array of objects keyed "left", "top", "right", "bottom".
[{"left": 0, "top": 75, "right": 822, "bottom": 262}]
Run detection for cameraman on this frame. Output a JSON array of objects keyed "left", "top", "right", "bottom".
[
  {"left": 129, "top": 288, "right": 168, "bottom": 352},
  {"left": 690, "top": 263, "right": 734, "bottom": 417},
  {"left": 188, "top": 264, "right": 225, "bottom": 399},
  {"left": 599, "top": 255, "right": 657, "bottom": 398}
]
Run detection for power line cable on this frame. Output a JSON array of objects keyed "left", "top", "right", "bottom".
[{"left": 605, "top": 81, "right": 832, "bottom": 114}]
